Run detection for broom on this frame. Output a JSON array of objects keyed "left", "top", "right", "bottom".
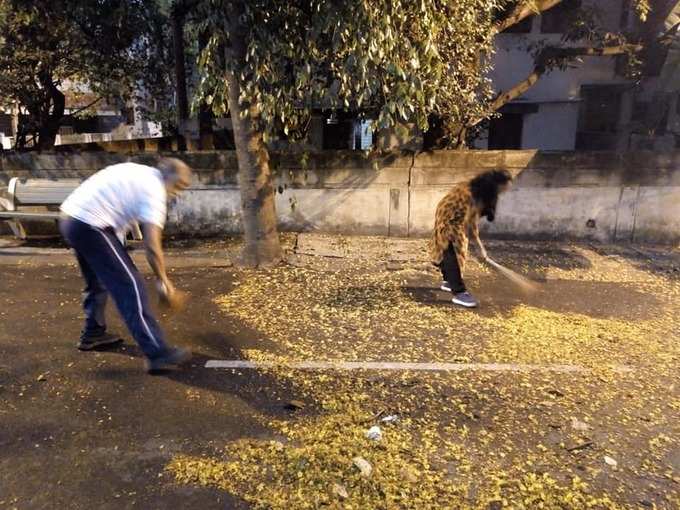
[{"left": 485, "top": 256, "right": 539, "bottom": 294}]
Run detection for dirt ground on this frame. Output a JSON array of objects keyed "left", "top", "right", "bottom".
[{"left": 0, "top": 235, "right": 679, "bottom": 509}]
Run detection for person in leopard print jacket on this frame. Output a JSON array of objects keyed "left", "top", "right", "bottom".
[{"left": 429, "top": 169, "right": 513, "bottom": 308}]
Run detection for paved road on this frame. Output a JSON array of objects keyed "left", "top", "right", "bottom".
[{"left": 1, "top": 238, "right": 678, "bottom": 509}]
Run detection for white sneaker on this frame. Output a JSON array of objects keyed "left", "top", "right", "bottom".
[{"left": 440, "top": 281, "right": 452, "bottom": 292}]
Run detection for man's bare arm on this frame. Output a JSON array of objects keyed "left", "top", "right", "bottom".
[{"left": 141, "top": 223, "right": 171, "bottom": 290}]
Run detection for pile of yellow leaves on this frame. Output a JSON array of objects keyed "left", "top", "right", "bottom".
[{"left": 166, "top": 247, "right": 680, "bottom": 508}]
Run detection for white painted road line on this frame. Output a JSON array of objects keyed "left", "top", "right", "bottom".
[{"left": 205, "top": 360, "right": 634, "bottom": 374}]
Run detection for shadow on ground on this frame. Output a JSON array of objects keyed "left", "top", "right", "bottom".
[
  {"left": 401, "top": 277, "right": 660, "bottom": 321},
  {"left": 0, "top": 264, "right": 317, "bottom": 509}
]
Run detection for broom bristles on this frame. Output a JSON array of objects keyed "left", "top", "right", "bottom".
[{"left": 486, "top": 257, "right": 538, "bottom": 293}]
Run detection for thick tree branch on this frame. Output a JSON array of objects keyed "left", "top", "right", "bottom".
[
  {"left": 539, "top": 44, "right": 643, "bottom": 59},
  {"left": 65, "top": 96, "right": 103, "bottom": 118},
  {"left": 496, "top": 0, "right": 564, "bottom": 33},
  {"left": 469, "top": 43, "right": 643, "bottom": 128}
]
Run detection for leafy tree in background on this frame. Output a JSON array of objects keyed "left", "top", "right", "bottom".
[
  {"left": 164, "top": 0, "right": 215, "bottom": 149},
  {"left": 0, "top": 0, "right": 661, "bottom": 266},
  {"left": 194, "top": 0, "right": 505, "bottom": 266},
  {"left": 192, "top": 0, "right": 656, "bottom": 266},
  {"left": 0, "top": 0, "right": 172, "bottom": 149}
]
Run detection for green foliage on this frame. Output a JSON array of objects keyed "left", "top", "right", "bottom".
[
  {"left": 194, "top": 0, "right": 503, "bottom": 145},
  {"left": 191, "top": 0, "right": 660, "bottom": 149},
  {"left": 0, "top": 0, "right": 172, "bottom": 148}
]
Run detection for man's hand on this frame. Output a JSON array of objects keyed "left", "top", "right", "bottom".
[{"left": 156, "top": 280, "right": 189, "bottom": 311}]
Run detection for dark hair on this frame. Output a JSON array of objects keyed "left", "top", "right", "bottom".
[{"left": 468, "top": 169, "right": 512, "bottom": 222}]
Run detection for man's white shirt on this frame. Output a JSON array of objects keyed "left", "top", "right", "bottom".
[{"left": 61, "top": 163, "right": 167, "bottom": 238}]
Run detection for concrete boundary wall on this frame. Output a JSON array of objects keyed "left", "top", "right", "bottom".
[{"left": 1, "top": 150, "right": 679, "bottom": 243}]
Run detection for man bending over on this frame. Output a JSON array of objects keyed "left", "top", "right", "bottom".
[{"left": 60, "top": 157, "right": 192, "bottom": 373}]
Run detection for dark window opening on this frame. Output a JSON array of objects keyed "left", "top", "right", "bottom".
[
  {"left": 0, "top": 113, "right": 13, "bottom": 136},
  {"left": 488, "top": 113, "right": 524, "bottom": 149},
  {"left": 122, "top": 106, "right": 135, "bottom": 125},
  {"left": 322, "top": 112, "right": 353, "bottom": 149},
  {"left": 578, "top": 85, "right": 624, "bottom": 133},
  {"left": 642, "top": 40, "right": 669, "bottom": 77},
  {"left": 59, "top": 115, "right": 125, "bottom": 134},
  {"left": 619, "top": 0, "right": 632, "bottom": 28},
  {"left": 576, "top": 84, "right": 624, "bottom": 149},
  {"left": 541, "top": 0, "right": 581, "bottom": 33},
  {"left": 632, "top": 100, "right": 648, "bottom": 123},
  {"left": 634, "top": 100, "right": 670, "bottom": 136}
]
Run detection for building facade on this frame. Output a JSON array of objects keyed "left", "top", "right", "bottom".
[{"left": 475, "top": 0, "right": 680, "bottom": 151}]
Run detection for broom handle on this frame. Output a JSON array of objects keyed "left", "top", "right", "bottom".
[{"left": 485, "top": 257, "right": 502, "bottom": 270}]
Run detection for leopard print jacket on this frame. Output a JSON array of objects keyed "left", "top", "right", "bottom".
[{"left": 428, "top": 182, "right": 481, "bottom": 270}]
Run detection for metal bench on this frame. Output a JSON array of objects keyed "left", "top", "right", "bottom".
[{"left": 0, "top": 177, "right": 142, "bottom": 241}]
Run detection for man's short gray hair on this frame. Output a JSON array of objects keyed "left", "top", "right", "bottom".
[{"left": 157, "top": 157, "right": 192, "bottom": 180}]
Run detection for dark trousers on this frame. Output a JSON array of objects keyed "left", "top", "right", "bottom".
[
  {"left": 439, "top": 243, "right": 466, "bottom": 293},
  {"left": 60, "top": 217, "right": 169, "bottom": 358}
]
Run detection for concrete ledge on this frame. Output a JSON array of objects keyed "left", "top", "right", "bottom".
[{"left": 2, "top": 149, "right": 680, "bottom": 243}]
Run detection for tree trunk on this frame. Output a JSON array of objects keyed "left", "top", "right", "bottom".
[
  {"left": 36, "top": 77, "right": 65, "bottom": 150},
  {"left": 172, "top": 6, "right": 189, "bottom": 151},
  {"left": 225, "top": 7, "right": 282, "bottom": 267},
  {"left": 225, "top": 74, "right": 282, "bottom": 266}
]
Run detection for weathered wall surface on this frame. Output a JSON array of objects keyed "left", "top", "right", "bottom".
[{"left": 1, "top": 150, "right": 679, "bottom": 243}]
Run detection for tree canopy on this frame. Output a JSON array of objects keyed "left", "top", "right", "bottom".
[
  {"left": 193, "top": 0, "right": 656, "bottom": 150},
  {"left": 195, "top": 0, "right": 504, "bottom": 146},
  {"left": 0, "top": 0, "right": 172, "bottom": 149}
]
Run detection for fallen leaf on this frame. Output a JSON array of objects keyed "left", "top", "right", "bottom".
[
  {"left": 570, "top": 418, "right": 590, "bottom": 432},
  {"left": 353, "top": 457, "right": 373, "bottom": 478},
  {"left": 284, "top": 400, "right": 305, "bottom": 411},
  {"left": 604, "top": 456, "right": 618, "bottom": 467},
  {"left": 332, "top": 482, "right": 349, "bottom": 500}
]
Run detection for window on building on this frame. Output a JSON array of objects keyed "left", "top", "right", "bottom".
[
  {"left": 578, "top": 85, "right": 623, "bottom": 133},
  {"left": 0, "top": 113, "right": 12, "bottom": 136},
  {"left": 633, "top": 100, "right": 670, "bottom": 136},
  {"left": 322, "top": 113, "right": 353, "bottom": 150},
  {"left": 540, "top": 0, "right": 581, "bottom": 33},
  {"left": 122, "top": 106, "right": 135, "bottom": 125},
  {"left": 632, "top": 100, "right": 648, "bottom": 124},
  {"left": 619, "top": 0, "right": 646, "bottom": 31},
  {"left": 576, "top": 84, "right": 625, "bottom": 149},
  {"left": 619, "top": 0, "right": 632, "bottom": 29},
  {"left": 642, "top": 40, "right": 669, "bottom": 77},
  {"left": 488, "top": 113, "right": 524, "bottom": 149}
]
